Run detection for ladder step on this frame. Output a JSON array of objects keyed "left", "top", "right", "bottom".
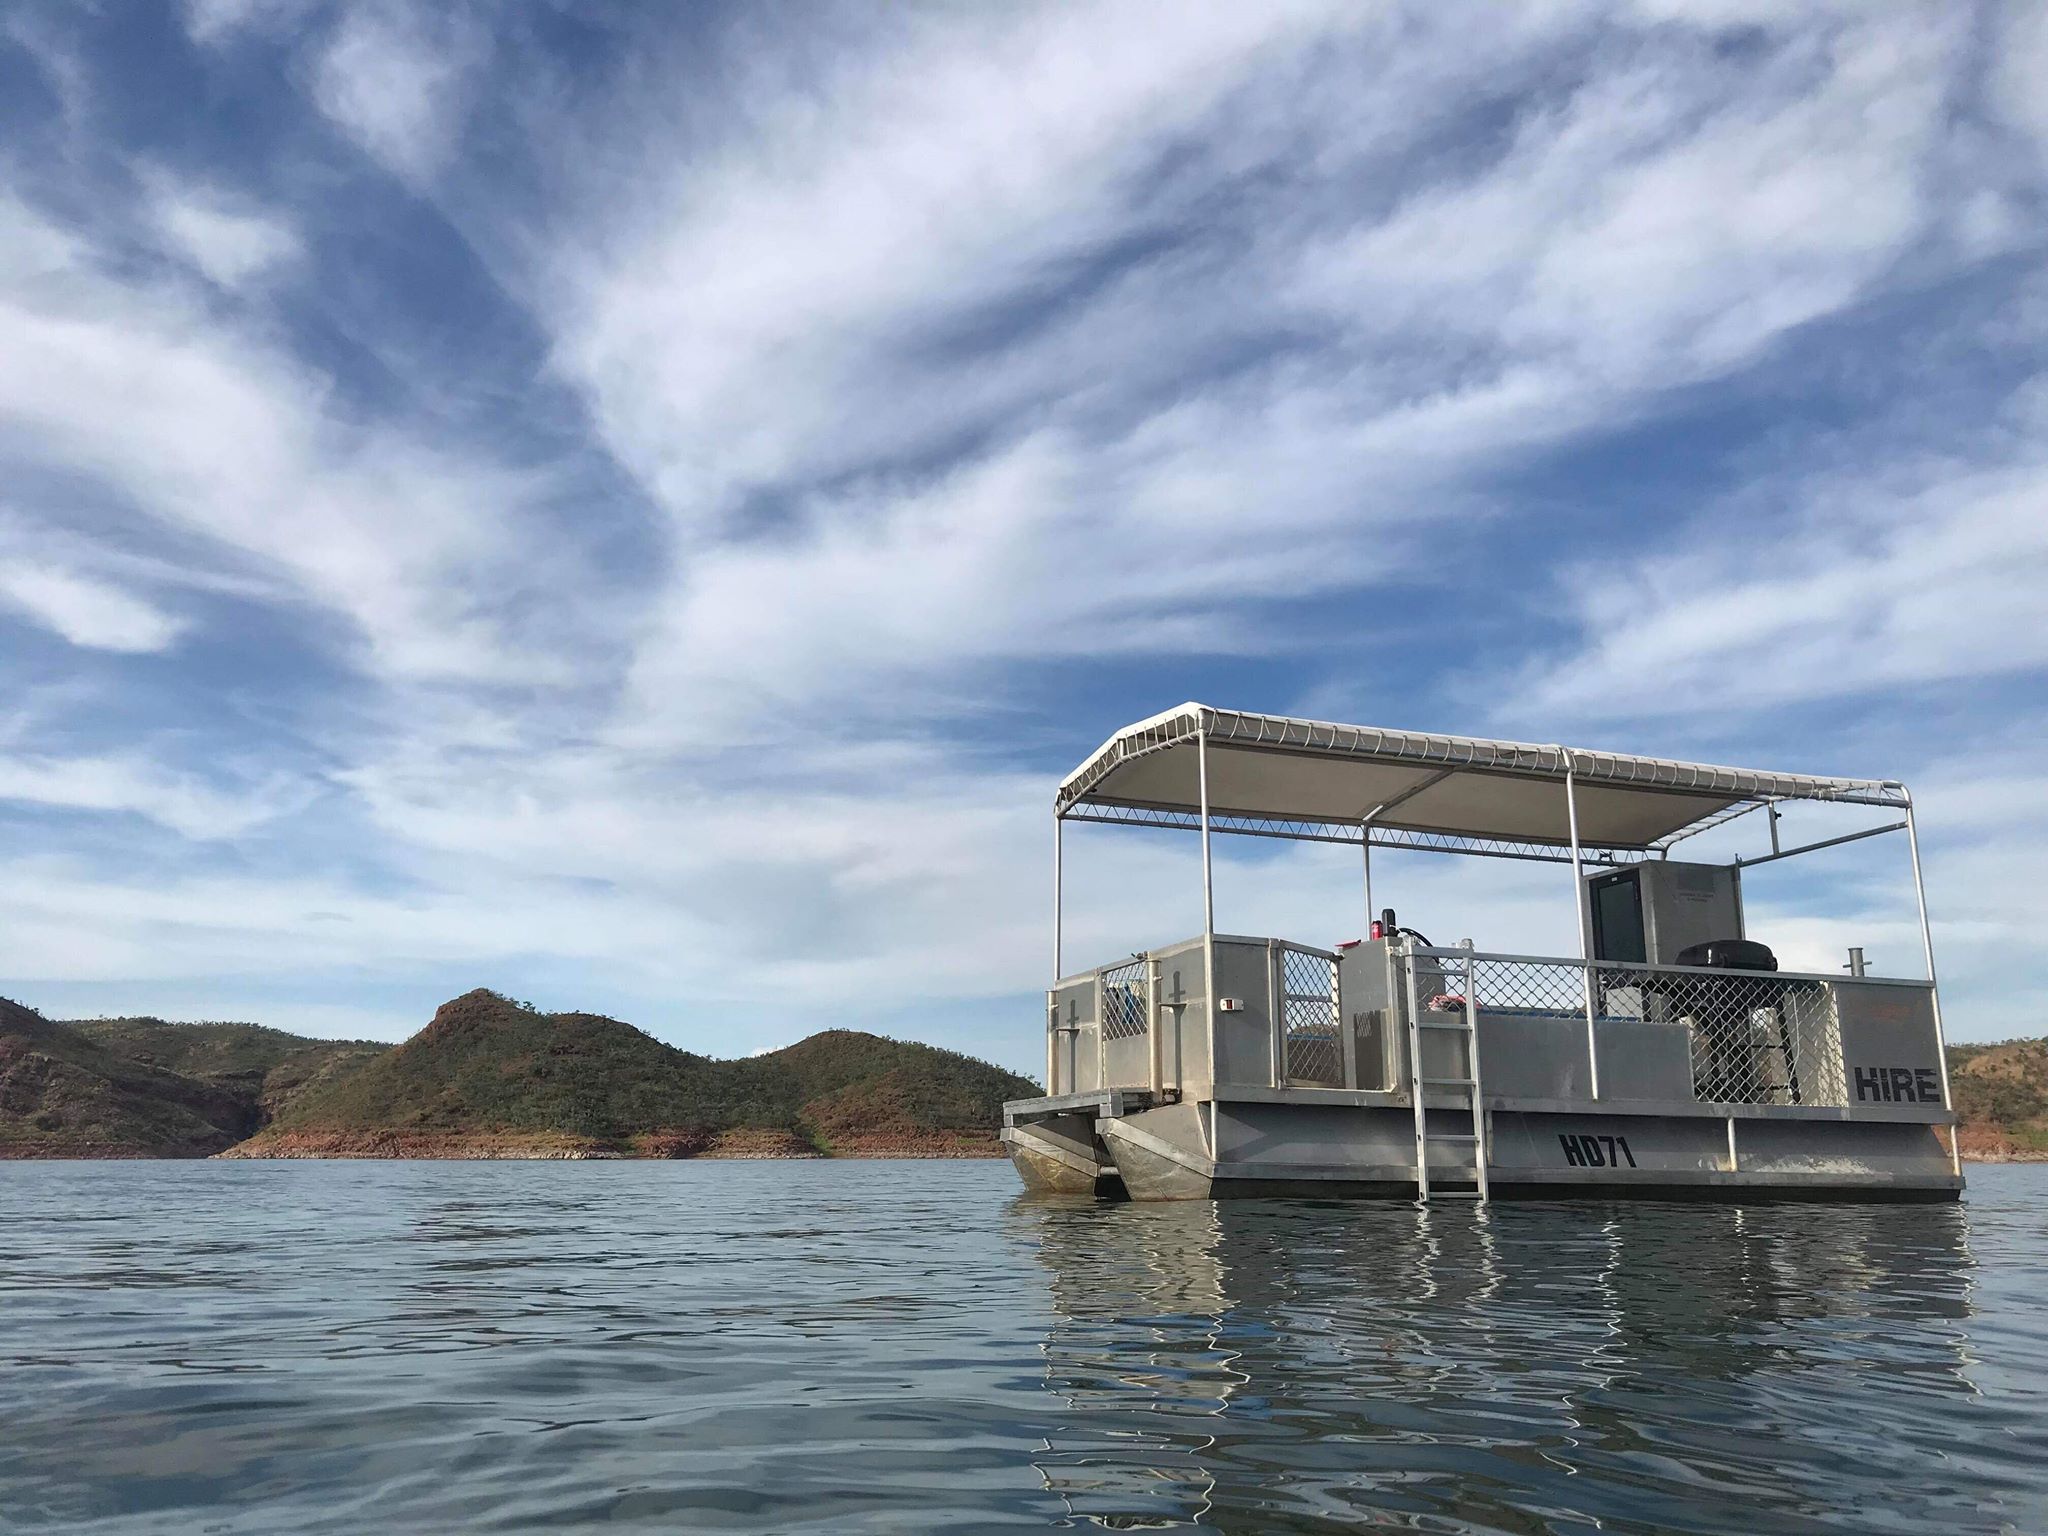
[
  {"left": 1416, "top": 1019, "right": 1472, "bottom": 1031},
  {"left": 1421, "top": 1076, "right": 1475, "bottom": 1087},
  {"left": 1428, "top": 1133, "right": 1480, "bottom": 1142},
  {"left": 1430, "top": 1190, "right": 1486, "bottom": 1199}
]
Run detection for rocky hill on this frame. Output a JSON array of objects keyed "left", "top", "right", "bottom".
[
  {"left": 0, "top": 999, "right": 269, "bottom": 1156},
  {"left": 720, "top": 1029, "right": 1043, "bottom": 1153},
  {"left": 222, "top": 990, "right": 1039, "bottom": 1159},
  {"left": 71, "top": 1017, "right": 387, "bottom": 1121},
  {"left": 1949, "top": 1039, "right": 2048, "bottom": 1160},
  {"left": 227, "top": 989, "right": 730, "bottom": 1157},
  {"left": 5, "top": 989, "right": 1038, "bottom": 1160}
]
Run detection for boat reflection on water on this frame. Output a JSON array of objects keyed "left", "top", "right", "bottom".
[{"left": 1009, "top": 1193, "right": 1981, "bottom": 1532}]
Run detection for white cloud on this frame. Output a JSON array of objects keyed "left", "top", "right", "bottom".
[
  {"left": 1509, "top": 453, "right": 2048, "bottom": 719},
  {"left": 0, "top": 754, "right": 294, "bottom": 840},
  {"left": 0, "top": 854, "right": 661, "bottom": 980},
  {"left": 0, "top": 193, "right": 586, "bottom": 686},
  {"left": 1992, "top": 1, "right": 2048, "bottom": 169},
  {"left": 529, "top": 3, "right": 1995, "bottom": 756},
  {"left": 182, "top": 0, "right": 320, "bottom": 47},
  {"left": 146, "top": 176, "right": 300, "bottom": 288},
  {"left": 0, "top": 562, "right": 183, "bottom": 652},
  {"left": 553, "top": 1, "right": 1363, "bottom": 520},
  {"left": 1294, "top": 10, "right": 1958, "bottom": 384},
  {"left": 313, "top": 2, "right": 484, "bottom": 183}
]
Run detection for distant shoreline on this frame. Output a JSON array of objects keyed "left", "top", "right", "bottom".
[
  {"left": 2, "top": 1132, "right": 1011, "bottom": 1162},
  {"left": 10, "top": 1148, "right": 2044, "bottom": 1167},
  {"left": 0, "top": 1150, "right": 1011, "bottom": 1162},
  {"left": 218, "top": 1125, "right": 1008, "bottom": 1160}
]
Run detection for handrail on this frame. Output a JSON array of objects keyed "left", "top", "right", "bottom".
[
  {"left": 1064, "top": 941, "right": 1935, "bottom": 996},
  {"left": 1403, "top": 945, "right": 1933, "bottom": 989},
  {"left": 1404, "top": 941, "right": 1864, "bottom": 1109},
  {"left": 1270, "top": 940, "right": 1342, "bottom": 963}
]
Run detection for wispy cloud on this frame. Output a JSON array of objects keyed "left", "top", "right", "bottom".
[
  {"left": 311, "top": 2, "right": 485, "bottom": 184},
  {"left": 0, "top": 561, "right": 184, "bottom": 652},
  {"left": 0, "top": 754, "right": 294, "bottom": 840},
  {"left": 0, "top": 192, "right": 582, "bottom": 685},
  {"left": 181, "top": 0, "right": 319, "bottom": 48},
  {"left": 534, "top": 3, "right": 1999, "bottom": 751},
  {"left": 1, "top": 2, "right": 2044, "bottom": 1064},
  {"left": 145, "top": 174, "right": 300, "bottom": 288},
  {"left": 1992, "top": 2, "right": 2048, "bottom": 169},
  {"left": 1509, "top": 446, "right": 2048, "bottom": 719}
]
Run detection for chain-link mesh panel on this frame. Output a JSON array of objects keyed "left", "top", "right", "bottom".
[
  {"left": 1457, "top": 954, "right": 1847, "bottom": 1107},
  {"left": 1599, "top": 966, "right": 1844, "bottom": 1106},
  {"left": 1280, "top": 946, "right": 1342, "bottom": 1086},
  {"left": 1467, "top": 956, "right": 1587, "bottom": 1015},
  {"left": 1100, "top": 958, "right": 1150, "bottom": 1042}
]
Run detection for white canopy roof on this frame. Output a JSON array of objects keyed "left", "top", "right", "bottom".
[{"left": 1057, "top": 704, "right": 1906, "bottom": 855}]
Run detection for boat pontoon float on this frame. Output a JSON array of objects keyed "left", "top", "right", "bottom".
[{"left": 1003, "top": 704, "right": 1961, "bottom": 1203}]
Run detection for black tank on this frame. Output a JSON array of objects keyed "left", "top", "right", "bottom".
[{"left": 1674, "top": 938, "right": 1777, "bottom": 971}]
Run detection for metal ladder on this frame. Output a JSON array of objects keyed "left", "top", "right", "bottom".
[{"left": 1403, "top": 938, "right": 1489, "bottom": 1203}]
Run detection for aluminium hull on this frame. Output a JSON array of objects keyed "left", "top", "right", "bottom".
[{"left": 1005, "top": 1096, "right": 1961, "bottom": 1203}]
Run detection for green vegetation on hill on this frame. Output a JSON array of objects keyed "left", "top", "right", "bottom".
[
  {"left": 4, "top": 988, "right": 1039, "bottom": 1159},
  {"left": 71, "top": 1017, "right": 386, "bottom": 1120},
  {"left": 269, "top": 990, "right": 727, "bottom": 1139},
  {"left": 1949, "top": 1039, "right": 2048, "bottom": 1155},
  {"left": 257, "top": 993, "right": 1039, "bottom": 1153},
  {"left": 724, "top": 1030, "right": 1040, "bottom": 1138},
  {"left": 0, "top": 1000, "right": 260, "bottom": 1156}
]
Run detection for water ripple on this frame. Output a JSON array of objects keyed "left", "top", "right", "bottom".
[{"left": 0, "top": 1160, "right": 2043, "bottom": 1532}]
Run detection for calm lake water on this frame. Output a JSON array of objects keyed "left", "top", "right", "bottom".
[{"left": 1, "top": 1161, "right": 2044, "bottom": 1534}]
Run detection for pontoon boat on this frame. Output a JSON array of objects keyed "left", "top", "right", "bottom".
[{"left": 1003, "top": 705, "right": 1961, "bottom": 1203}]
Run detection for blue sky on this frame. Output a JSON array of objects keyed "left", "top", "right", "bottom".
[{"left": 2, "top": 1, "right": 2045, "bottom": 1076}]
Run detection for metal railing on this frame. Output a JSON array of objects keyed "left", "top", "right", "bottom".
[
  {"left": 1099, "top": 957, "right": 1151, "bottom": 1042},
  {"left": 1050, "top": 936, "right": 1867, "bottom": 1109},
  {"left": 1046, "top": 946, "right": 1177, "bottom": 1097},
  {"left": 1600, "top": 962, "right": 1845, "bottom": 1106},
  {"left": 1420, "top": 947, "right": 1850, "bottom": 1107},
  {"left": 1277, "top": 943, "right": 1342, "bottom": 1086},
  {"left": 1052, "top": 936, "right": 1345, "bottom": 1095}
]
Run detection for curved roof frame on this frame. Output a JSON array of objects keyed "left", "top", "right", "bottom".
[{"left": 1056, "top": 703, "right": 1910, "bottom": 864}]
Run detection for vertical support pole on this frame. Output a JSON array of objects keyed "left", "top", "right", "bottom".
[
  {"left": 1147, "top": 953, "right": 1164, "bottom": 1097},
  {"left": 1198, "top": 728, "right": 1217, "bottom": 1090},
  {"left": 1380, "top": 943, "right": 1400, "bottom": 1091},
  {"left": 1197, "top": 729, "right": 1215, "bottom": 941},
  {"left": 1338, "top": 949, "right": 1358, "bottom": 1090},
  {"left": 1563, "top": 755, "right": 1601, "bottom": 1099},
  {"left": 1904, "top": 799, "right": 1960, "bottom": 1177},
  {"left": 1267, "top": 940, "right": 1283, "bottom": 1087},
  {"left": 1046, "top": 994, "right": 1058, "bottom": 1095},
  {"left": 1052, "top": 813, "right": 1063, "bottom": 982},
  {"left": 1094, "top": 970, "right": 1106, "bottom": 1095},
  {"left": 1361, "top": 825, "right": 1373, "bottom": 933},
  {"left": 1049, "top": 812, "right": 1064, "bottom": 1096}
]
